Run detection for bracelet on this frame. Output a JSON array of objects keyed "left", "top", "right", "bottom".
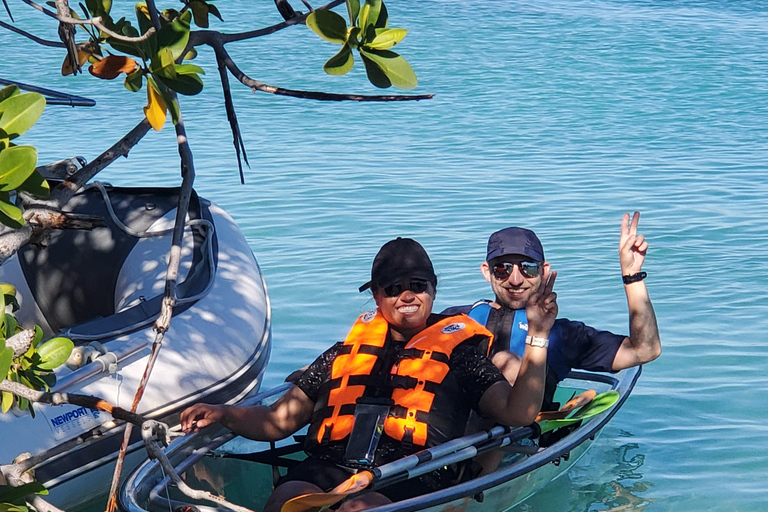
[
  {"left": 525, "top": 335, "right": 549, "bottom": 348},
  {"left": 622, "top": 271, "right": 647, "bottom": 284}
]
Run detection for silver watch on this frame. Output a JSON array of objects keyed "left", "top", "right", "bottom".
[{"left": 525, "top": 335, "right": 549, "bottom": 348}]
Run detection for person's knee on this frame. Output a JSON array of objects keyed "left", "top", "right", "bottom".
[
  {"left": 337, "top": 492, "right": 392, "bottom": 512},
  {"left": 263, "top": 480, "right": 323, "bottom": 512}
]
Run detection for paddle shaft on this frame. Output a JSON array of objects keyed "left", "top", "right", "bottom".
[
  {"left": 370, "top": 425, "right": 537, "bottom": 490},
  {"left": 370, "top": 425, "right": 517, "bottom": 481}
]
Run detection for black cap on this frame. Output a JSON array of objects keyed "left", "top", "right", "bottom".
[
  {"left": 359, "top": 238, "right": 437, "bottom": 292},
  {"left": 486, "top": 227, "right": 545, "bottom": 262}
]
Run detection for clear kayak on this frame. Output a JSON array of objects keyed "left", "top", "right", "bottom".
[{"left": 120, "top": 366, "right": 640, "bottom": 512}]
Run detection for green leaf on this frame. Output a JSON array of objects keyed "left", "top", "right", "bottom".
[
  {"left": 346, "top": 0, "right": 360, "bottom": 24},
  {"left": 376, "top": 1, "right": 388, "bottom": 28},
  {"left": 31, "top": 325, "right": 43, "bottom": 348},
  {"left": 358, "top": 0, "right": 382, "bottom": 31},
  {"left": 33, "top": 370, "right": 56, "bottom": 389},
  {"left": 0, "top": 85, "right": 20, "bottom": 104},
  {"left": 0, "top": 93, "right": 45, "bottom": 140},
  {"left": 1, "top": 283, "right": 18, "bottom": 303},
  {"left": 0, "top": 198, "right": 24, "bottom": 229},
  {"left": 85, "top": 0, "right": 101, "bottom": 16},
  {"left": 366, "top": 27, "right": 406, "bottom": 50},
  {"left": 135, "top": 3, "right": 153, "bottom": 36},
  {"left": 155, "top": 69, "right": 203, "bottom": 96},
  {"left": 36, "top": 337, "right": 74, "bottom": 370},
  {"left": 0, "top": 391, "right": 13, "bottom": 414},
  {"left": 189, "top": 0, "right": 209, "bottom": 28},
  {"left": 208, "top": 3, "right": 222, "bottom": 21},
  {"left": 360, "top": 52, "right": 390, "bottom": 88},
  {"left": 0, "top": 483, "right": 47, "bottom": 504},
  {"left": 124, "top": 68, "right": 144, "bottom": 92},
  {"left": 108, "top": 23, "right": 146, "bottom": 59},
  {"left": 359, "top": 48, "right": 417, "bottom": 89},
  {"left": 0, "top": 145, "right": 37, "bottom": 192},
  {"left": 306, "top": 10, "right": 348, "bottom": 44},
  {"left": 323, "top": 43, "right": 354, "bottom": 75},
  {"left": 150, "top": 48, "right": 177, "bottom": 78},
  {"left": 16, "top": 169, "right": 50, "bottom": 198},
  {"left": 0, "top": 347, "right": 12, "bottom": 380},
  {"left": 157, "top": 16, "right": 191, "bottom": 61},
  {"left": 4, "top": 314, "right": 18, "bottom": 337},
  {"left": 175, "top": 63, "right": 205, "bottom": 76}
]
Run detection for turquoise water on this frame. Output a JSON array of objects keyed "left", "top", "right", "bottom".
[{"left": 2, "top": 0, "right": 768, "bottom": 510}]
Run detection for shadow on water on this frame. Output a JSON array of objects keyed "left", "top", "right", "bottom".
[{"left": 510, "top": 439, "right": 655, "bottom": 512}]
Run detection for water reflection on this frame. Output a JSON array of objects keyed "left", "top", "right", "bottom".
[{"left": 512, "top": 441, "right": 655, "bottom": 512}]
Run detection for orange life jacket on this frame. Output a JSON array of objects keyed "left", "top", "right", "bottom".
[{"left": 307, "top": 310, "right": 493, "bottom": 451}]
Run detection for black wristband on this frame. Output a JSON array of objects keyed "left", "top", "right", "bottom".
[{"left": 622, "top": 271, "right": 647, "bottom": 284}]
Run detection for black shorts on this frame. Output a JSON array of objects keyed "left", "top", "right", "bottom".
[{"left": 274, "top": 457, "right": 458, "bottom": 503}]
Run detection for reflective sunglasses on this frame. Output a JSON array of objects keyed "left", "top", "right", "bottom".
[
  {"left": 492, "top": 261, "right": 541, "bottom": 280},
  {"left": 382, "top": 279, "right": 431, "bottom": 297}
]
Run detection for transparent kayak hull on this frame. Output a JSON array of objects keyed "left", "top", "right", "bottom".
[{"left": 121, "top": 367, "right": 640, "bottom": 512}]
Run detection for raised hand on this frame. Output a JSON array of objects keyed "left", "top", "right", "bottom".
[
  {"left": 619, "top": 211, "right": 648, "bottom": 275},
  {"left": 525, "top": 266, "right": 558, "bottom": 336}
]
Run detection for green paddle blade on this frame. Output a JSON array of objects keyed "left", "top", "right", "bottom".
[{"left": 538, "top": 390, "right": 620, "bottom": 434}]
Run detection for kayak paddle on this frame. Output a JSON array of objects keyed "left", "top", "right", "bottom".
[{"left": 282, "top": 390, "right": 619, "bottom": 512}]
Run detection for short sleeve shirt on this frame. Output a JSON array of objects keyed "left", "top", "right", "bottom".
[
  {"left": 441, "top": 304, "right": 625, "bottom": 381},
  {"left": 296, "top": 314, "right": 506, "bottom": 412}
]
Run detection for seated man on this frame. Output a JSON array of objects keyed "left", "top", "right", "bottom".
[
  {"left": 181, "top": 237, "right": 558, "bottom": 512},
  {"left": 442, "top": 212, "right": 661, "bottom": 411}
]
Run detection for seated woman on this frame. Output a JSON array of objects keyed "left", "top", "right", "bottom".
[{"left": 180, "top": 237, "right": 557, "bottom": 512}]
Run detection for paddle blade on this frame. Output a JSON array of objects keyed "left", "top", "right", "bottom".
[
  {"left": 538, "top": 390, "right": 620, "bottom": 434},
  {"left": 281, "top": 471, "right": 374, "bottom": 512},
  {"left": 536, "top": 389, "right": 597, "bottom": 421}
]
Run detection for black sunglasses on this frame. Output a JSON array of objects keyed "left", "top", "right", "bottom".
[
  {"left": 492, "top": 261, "right": 541, "bottom": 280},
  {"left": 382, "top": 279, "right": 431, "bottom": 297}
]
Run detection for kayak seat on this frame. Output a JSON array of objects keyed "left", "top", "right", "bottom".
[{"left": 18, "top": 184, "right": 216, "bottom": 343}]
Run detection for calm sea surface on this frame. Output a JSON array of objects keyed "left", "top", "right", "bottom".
[{"left": 2, "top": 0, "right": 768, "bottom": 510}]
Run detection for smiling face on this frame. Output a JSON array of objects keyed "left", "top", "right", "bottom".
[
  {"left": 373, "top": 278, "right": 435, "bottom": 342},
  {"left": 481, "top": 256, "right": 550, "bottom": 310}
]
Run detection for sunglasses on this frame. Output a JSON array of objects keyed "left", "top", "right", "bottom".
[
  {"left": 492, "top": 261, "right": 541, "bottom": 280},
  {"left": 382, "top": 279, "right": 431, "bottom": 297}
]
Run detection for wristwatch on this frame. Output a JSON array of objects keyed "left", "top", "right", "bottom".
[
  {"left": 525, "top": 335, "right": 549, "bottom": 348},
  {"left": 622, "top": 271, "right": 647, "bottom": 284}
]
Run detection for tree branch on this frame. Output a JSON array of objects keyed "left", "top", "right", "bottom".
[
  {"left": 19, "top": 0, "right": 57, "bottom": 18},
  {"left": 215, "top": 46, "right": 249, "bottom": 184},
  {"left": 57, "top": 14, "right": 157, "bottom": 42},
  {"left": 43, "top": 119, "right": 152, "bottom": 209},
  {"left": 209, "top": 37, "right": 433, "bottom": 102},
  {"left": 0, "top": 380, "right": 148, "bottom": 426},
  {"left": 0, "top": 19, "right": 64, "bottom": 47}
]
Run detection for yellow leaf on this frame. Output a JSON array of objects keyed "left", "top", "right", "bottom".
[
  {"left": 143, "top": 83, "right": 167, "bottom": 131},
  {"left": 61, "top": 49, "right": 91, "bottom": 76}
]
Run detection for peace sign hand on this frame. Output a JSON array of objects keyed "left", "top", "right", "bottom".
[
  {"left": 526, "top": 267, "right": 558, "bottom": 337},
  {"left": 620, "top": 211, "right": 648, "bottom": 275}
]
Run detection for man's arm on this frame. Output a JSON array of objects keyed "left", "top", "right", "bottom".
[
  {"left": 478, "top": 268, "right": 557, "bottom": 426},
  {"left": 180, "top": 385, "right": 315, "bottom": 441},
  {"left": 612, "top": 211, "right": 662, "bottom": 370}
]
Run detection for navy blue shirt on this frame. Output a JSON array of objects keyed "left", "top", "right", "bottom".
[{"left": 441, "top": 304, "right": 625, "bottom": 382}]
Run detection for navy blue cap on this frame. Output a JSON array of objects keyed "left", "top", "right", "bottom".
[
  {"left": 359, "top": 237, "right": 437, "bottom": 292},
  {"left": 486, "top": 227, "right": 545, "bottom": 262}
]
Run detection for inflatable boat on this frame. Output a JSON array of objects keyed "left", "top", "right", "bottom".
[
  {"left": 0, "top": 183, "right": 271, "bottom": 509},
  {"left": 120, "top": 366, "right": 640, "bottom": 512}
]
